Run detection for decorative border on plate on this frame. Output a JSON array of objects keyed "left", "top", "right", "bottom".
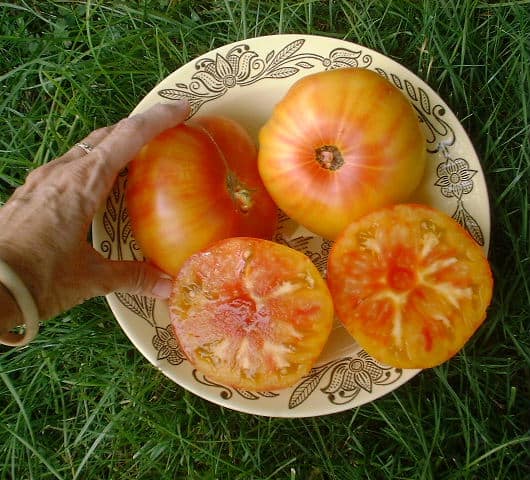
[
  {"left": 375, "top": 67, "right": 484, "bottom": 245},
  {"left": 289, "top": 351, "right": 402, "bottom": 409},
  {"left": 157, "top": 39, "right": 372, "bottom": 115}
]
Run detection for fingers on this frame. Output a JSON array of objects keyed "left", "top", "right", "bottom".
[
  {"left": 15, "top": 125, "right": 114, "bottom": 199},
  {"left": 29, "top": 125, "right": 113, "bottom": 178},
  {"left": 98, "top": 259, "right": 174, "bottom": 300},
  {"left": 23, "top": 100, "right": 189, "bottom": 198}
]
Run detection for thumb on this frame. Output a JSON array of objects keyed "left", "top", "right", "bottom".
[{"left": 101, "top": 259, "right": 174, "bottom": 299}]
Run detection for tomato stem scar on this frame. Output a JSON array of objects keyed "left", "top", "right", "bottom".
[
  {"left": 226, "top": 171, "right": 254, "bottom": 213},
  {"left": 233, "top": 189, "right": 253, "bottom": 213},
  {"left": 315, "top": 145, "right": 344, "bottom": 170}
]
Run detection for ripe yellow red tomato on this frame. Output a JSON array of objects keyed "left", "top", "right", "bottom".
[
  {"left": 126, "top": 116, "right": 278, "bottom": 276},
  {"left": 258, "top": 67, "right": 426, "bottom": 240},
  {"left": 327, "top": 204, "right": 493, "bottom": 369},
  {"left": 169, "top": 237, "right": 334, "bottom": 391}
]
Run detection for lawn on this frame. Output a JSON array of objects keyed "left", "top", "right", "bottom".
[{"left": 1, "top": 1, "right": 529, "bottom": 478}]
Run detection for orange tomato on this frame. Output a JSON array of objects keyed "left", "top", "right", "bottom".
[
  {"left": 126, "top": 116, "right": 278, "bottom": 276},
  {"left": 169, "top": 237, "right": 334, "bottom": 390},
  {"left": 327, "top": 204, "right": 493, "bottom": 369},
  {"left": 258, "top": 68, "right": 426, "bottom": 240}
]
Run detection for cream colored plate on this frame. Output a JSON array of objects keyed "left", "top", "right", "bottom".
[{"left": 92, "top": 34, "right": 490, "bottom": 417}]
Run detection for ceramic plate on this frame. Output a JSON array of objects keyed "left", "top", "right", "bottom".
[{"left": 92, "top": 34, "right": 490, "bottom": 417}]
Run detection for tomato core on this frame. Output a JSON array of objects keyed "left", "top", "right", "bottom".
[
  {"left": 387, "top": 265, "right": 417, "bottom": 292},
  {"left": 315, "top": 145, "right": 344, "bottom": 170},
  {"left": 222, "top": 296, "right": 258, "bottom": 329}
]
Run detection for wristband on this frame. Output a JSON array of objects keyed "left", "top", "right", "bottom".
[{"left": 0, "top": 258, "right": 40, "bottom": 346}]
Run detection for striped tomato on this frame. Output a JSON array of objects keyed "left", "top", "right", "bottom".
[
  {"left": 258, "top": 68, "right": 426, "bottom": 240},
  {"left": 126, "top": 116, "right": 278, "bottom": 276}
]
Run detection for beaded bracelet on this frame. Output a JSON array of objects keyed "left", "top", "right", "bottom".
[{"left": 0, "top": 258, "right": 40, "bottom": 346}]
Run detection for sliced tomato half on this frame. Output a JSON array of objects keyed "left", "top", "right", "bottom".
[
  {"left": 169, "top": 237, "right": 334, "bottom": 391},
  {"left": 327, "top": 204, "right": 493, "bottom": 369}
]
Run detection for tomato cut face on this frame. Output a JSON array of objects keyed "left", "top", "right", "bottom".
[
  {"left": 169, "top": 237, "right": 334, "bottom": 391},
  {"left": 327, "top": 204, "right": 493, "bottom": 369}
]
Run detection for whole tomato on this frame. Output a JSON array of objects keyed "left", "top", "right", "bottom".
[
  {"left": 258, "top": 67, "right": 426, "bottom": 240},
  {"left": 126, "top": 115, "right": 278, "bottom": 276}
]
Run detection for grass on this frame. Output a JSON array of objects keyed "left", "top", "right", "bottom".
[{"left": 1, "top": 0, "right": 529, "bottom": 478}]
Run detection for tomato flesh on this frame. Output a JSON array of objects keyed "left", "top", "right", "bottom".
[
  {"left": 169, "top": 237, "right": 334, "bottom": 391},
  {"left": 327, "top": 204, "right": 493, "bottom": 369}
]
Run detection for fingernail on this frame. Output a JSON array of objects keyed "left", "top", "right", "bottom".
[{"left": 152, "top": 277, "right": 173, "bottom": 299}]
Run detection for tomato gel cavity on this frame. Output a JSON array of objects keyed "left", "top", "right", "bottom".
[
  {"left": 327, "top": 204, "right": 493, "bottom": 369},
  {"left": 169, "top": 238, "right": 334, "bottom": 391}
]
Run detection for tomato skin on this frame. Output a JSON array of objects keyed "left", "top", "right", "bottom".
[
  {"left": 126, "top": 116, "right": 278, "bottom": 276},
  {"left": 258, "top": 68, "right": 426, "bottom": 240},
  {"left": 327, "top": 204, "right": 493, "bottom": 369},
  {"left": 169, "top": 237, "right": 334, "bottom": 391}
]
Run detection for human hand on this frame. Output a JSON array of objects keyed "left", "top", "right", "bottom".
[{"left": 0, "top": 101, "right": 190, "bottom": 335}]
